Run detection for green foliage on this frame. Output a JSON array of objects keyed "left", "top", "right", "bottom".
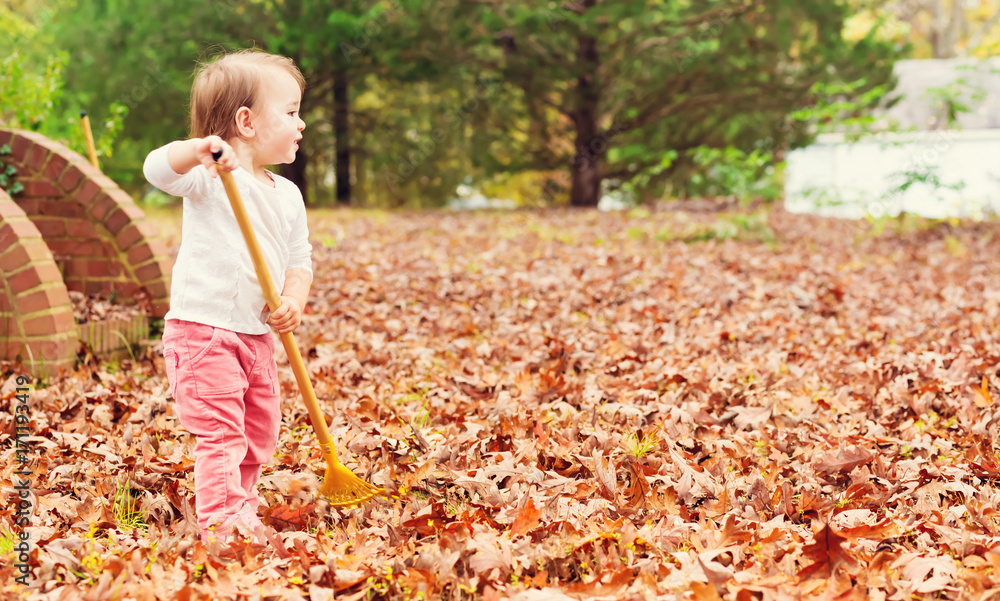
[
  {"left": 423, "top": 0, "right": 901, "bottom": 204},
  {"left": 688, "top": 146, "right": 780, "bottom": 204},
  {"left": 657, "top": 211, "right": 775, "bottom": 244},
  {"left": 111, "top": 479, "right": 147, "bottom": 531},
  {"left": 0, "top": 50, "right": 65, "bottom": 130},
  {"left": 0, "top": 145, "right": 24, "bottom": 196},
  {"left": 788, "top": 78, "right": 895, "bottom": 139},
  {"left": 622, "top": 429, "right": 659, "bottom": 459},
  {"left": 0, "top": 49, "right": 127, "bottom": 162},
  {"left": 922, "top": 63, "right": 997, "bottom": 128},
  {"left": 0, "top": 527, "right": 16, "bottom": 554},
  {"left": 5, "top": 0, "right": 902, "bottom": 206}
]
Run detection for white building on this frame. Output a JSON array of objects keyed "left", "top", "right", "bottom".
[{"left": 785, "top": 58, "right": 1000, "bottom": 219}]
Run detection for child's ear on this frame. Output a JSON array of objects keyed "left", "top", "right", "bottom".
[{"left": 234, "top": 106, "right": 254, "bottom": 138}]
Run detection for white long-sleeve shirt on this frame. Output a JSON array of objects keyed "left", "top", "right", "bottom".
[{"left": 143, "top": 142, "right": 312, "bottom": 335}]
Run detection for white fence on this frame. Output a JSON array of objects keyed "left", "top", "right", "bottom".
[{"left": 784, "top": 129, "right": 1000, "bottom": 219}]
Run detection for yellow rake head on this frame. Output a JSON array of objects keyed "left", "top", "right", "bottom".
[{"left": 318, "top": 444, "right": 385, "bottom": 507}]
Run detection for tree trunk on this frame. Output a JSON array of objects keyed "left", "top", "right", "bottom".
[
  {"left": 569, "top": 1, "right": 602, "bottom": 208},
  {"left": 354, "top": 148, "right": 368, "bottom": 206},
  {"left": 927, "top": 0, "right": 962, "bottom": 59},
  {"left": 943, "top": 0, "right": 964, "bottom": 57},
  {"left": 333, "top": 69, "right": 351, "bottom": 205}
]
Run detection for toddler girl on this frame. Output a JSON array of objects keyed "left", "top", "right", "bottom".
[{"left": 143, "top": 49, "right": 312, "bottom": 545}]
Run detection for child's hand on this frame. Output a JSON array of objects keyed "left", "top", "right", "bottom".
[
  {"left": 196, "top": 136, "right": 238, "bottom": 178},
  {"left": 267, "top": 296, "right": 302, "bottom": 334}
]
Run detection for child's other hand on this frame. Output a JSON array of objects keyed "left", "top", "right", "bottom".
[
  {"left": 197, "top": 136, "right": 238, "bottom": 178},
  {"left": 267, "top": 296, "right": 302, "bottom": 334}
]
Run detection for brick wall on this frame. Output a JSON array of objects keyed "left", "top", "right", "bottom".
[
  {"left": 0, "top": 128, "right": 172, "bottom": 317},
  {"left": 0, "top": 188, "right": 77, "bottom": 374}
]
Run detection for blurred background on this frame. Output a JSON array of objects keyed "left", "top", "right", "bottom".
[{"left": 2, "top": 0, "right": 999, "bottom": 213}]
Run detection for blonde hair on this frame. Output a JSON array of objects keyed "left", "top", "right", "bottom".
[{"left": 189, "top": 49, "right": 305, "bottom": 140}]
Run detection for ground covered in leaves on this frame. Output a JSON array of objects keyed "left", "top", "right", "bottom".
[{"left": 3, "top": 207, "right": 1000, "bottom": 600}]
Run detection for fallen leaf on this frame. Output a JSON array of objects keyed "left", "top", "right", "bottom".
[{"left": 797, "top": 521, "right": 858, "bottom": 581}]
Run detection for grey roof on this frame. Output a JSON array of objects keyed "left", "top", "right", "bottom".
[{"left": 878, "top": 58, "right": 1000, "bottom": 131}]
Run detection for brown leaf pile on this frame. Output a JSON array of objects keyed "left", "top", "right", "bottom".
[
  {"left": 69, "top": 291, "right": 144, "bottom": 324},
  {"left": 3, "top": 207, "right": 1000, "bottom": 600}
]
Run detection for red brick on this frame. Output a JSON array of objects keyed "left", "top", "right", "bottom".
[
  {"left": 45, "top": 140, "right": 81, "bottom": 164},
  {"left": 34, "top": 219, "right": 66, "bottom": 238},
  {"left": 12, "top": 336, "right": 73, "bottom": 363},
  {"left": 144, "top": 277, "right": 170, "bottom": 300},
  {"left": 82, "top": 280, "right": 110, "bottom": 296},
  {"left": 37, "top": 199, "right": 85, "bottom": 219},
  {"left": 65, "top": 219, "right": 99, "bottom": 239},
  {"left": 77, "top": 162, "right": 104, "bottom": 180},
  {"left": 62, "top": 277, "right": 84, "bottom": 294},
  {"left": 64, "top": 258, "right": 99, "bottom": 278},
  {"left": 0, "top": 219, "right": 43, "bottom": 244},
  {"left": 127, "top": 243, "right": 154, "bottom": 264},
  {"left": 147, "top": 239, "right": 168, "bottom": 258},
  {"left": 58, "top": 165, "right": 85, "bottom": 192},
  {"left": 44, "top": 153, "right": 69, "bottom": 181},
  {"left": 0, "top": 199, "right": 24, "bottom": 216},
  {"left": 0, "top": 319, "right": 20, "bottom": 340},
  {"left": 0, "top": 241, "right": 51, "bottom": 272},
  {"left": 91, "top": 174, "right": 117, "bottom": 190},
  {"left": 116, "top": 221, "right": 158, "bottom": 251},
  {"left": 27, "top": 144, "right": 49, "bottom": 172},
  {"left": 105, "top": 208, "right": 129, "bottom": 234},
  {"left": 21, "top": 180, "right": 61, "bottom": 198},
  {"left": 16, "top": 286, "right": 71, "bottom": 314},
  {"left": 22, "top": 309, "right": 75, "bottom": 336},
  {"left": 13, "top": 198, "right": 38, "bottom": 215},
  {"left": 75, "top": 179, "right": 101, "bottom": 206},
  {"left": 116, "top": 281, "right": 140, "bottom": 298},
  {"left": 89, "top": 193, "right": 117, "bottom": 220},
  {"left": 0, "top": 229, "right": 13, "bottom": 255},
  {"left": 84, "top": 259, "right": 121, "bottom": 278},
  {"left": 135, "top": 260, "right": 165, "bottom": 282},
  {"left": 61, "top": 258, "right": 87, "bottom": 278},
  {"left": 1, "top": 248, "right": 32, "bottom": 273},
  {"left": 0, "top": 130, "right": 13, "bottom": 149},
  {"left": 8, "top": 263, "right": 59, "bottom": 294},
  {"left": 10, "top": 135, "right": 33, "bottom": 164},
  {"left": 115, "top": 224, "right": 142, "bottom": 251},
  {"left": 99, "top": 241, "right": 118, "bottom": 259},
  {"left": 26, "top": 239, "right": 52, "bottom": 260},
  {"left": 46, "top": 239, "right": 100, "bottom": 258}
]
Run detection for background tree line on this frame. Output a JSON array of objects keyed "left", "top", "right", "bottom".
[{"left": 2, "top": 0, "right": 999, "bottom": 207}]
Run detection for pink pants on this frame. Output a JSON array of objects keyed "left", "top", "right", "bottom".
[{"left": 161, "top": 319, "right": 280, "bottom": 534}]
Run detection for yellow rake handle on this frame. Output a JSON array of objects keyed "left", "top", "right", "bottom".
[
  {"left": 212, "top": 152, "right": 342, "bottom": 466},
  {"left": 81, "top": 110, "right": 99, "bottom": 169}
]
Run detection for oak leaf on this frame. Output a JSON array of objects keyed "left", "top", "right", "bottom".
[{"left": 797, "top": 521, "right": 858, "bottom": 581}]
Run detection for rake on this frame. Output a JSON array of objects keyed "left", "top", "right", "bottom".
[{"left": 213, "top": 150, "right": 384, "bottom": 506}]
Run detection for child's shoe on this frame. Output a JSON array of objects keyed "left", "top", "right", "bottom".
[{"left": 201, "top": 503, "right": 267, "bottom": 546}]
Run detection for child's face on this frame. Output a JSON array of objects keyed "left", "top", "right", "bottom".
[{"left": 252, "top": 68, "right": 305, "bottom": 165}]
